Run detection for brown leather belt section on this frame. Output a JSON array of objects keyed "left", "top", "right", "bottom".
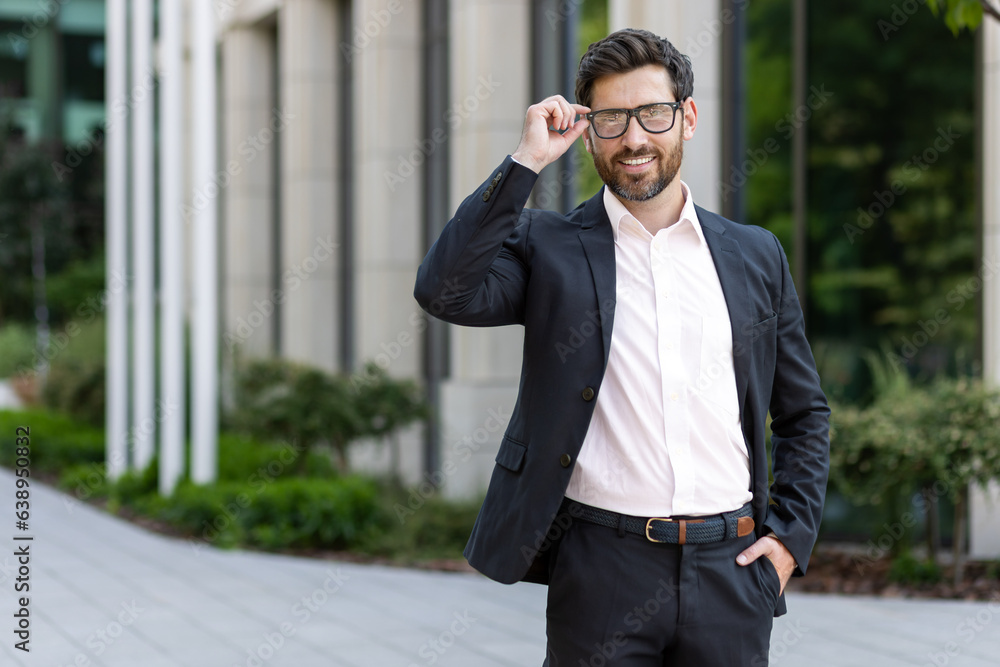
[{"left": 565, "top": 500, "right": 755, "bottom": 545}]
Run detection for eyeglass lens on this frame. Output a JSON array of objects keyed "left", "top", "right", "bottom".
[{"left": 591, "top": 104, "right": 677, "bottom": 138}]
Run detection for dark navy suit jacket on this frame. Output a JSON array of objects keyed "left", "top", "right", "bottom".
[{"left": 414, "top": 156, "right": 830, "bottom": 610}]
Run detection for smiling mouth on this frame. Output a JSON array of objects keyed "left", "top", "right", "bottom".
[{"left": 619, "top": 156, "right": 655, "bottom": 166}]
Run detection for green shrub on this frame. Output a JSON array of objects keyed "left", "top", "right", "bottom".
[
  {"left": 44, "top": 254, "right": 106, "bottom": 325},
  {"left": 829, "top": 357, "right": 1000, "bottom": 583},
  {"left": 109, "top": 461, "right": 159, "bottom": 508},
  {"left": 359, "top": 485, "right": 481, "bottom": 561},
  {"left": 241, "top": 475, "right": 380, "bottom": 549},
  {"left": 0, "top": 323, "right": 37, "bottom": 378},
  {"left": 229, "top": 358, "right": 427, "bottom": 473},
  {"left": 137, "top": 475, "right": 381, "bottom": 551},
  {"left": 58, "top": 462, "right": 111, "bottom": 501},
  {"left": 39, "top": 318, "right": 105, "bottom": 427},
  {"left": 216, "top": 432, "right": 337, "bottom": 482},
  {"left": 889, "top": 552, "right": 942, "bottom": 585},
  {"left": 0, "top": 409, "right": 104, "bottom": 473}
]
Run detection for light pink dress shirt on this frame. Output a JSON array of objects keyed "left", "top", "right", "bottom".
[{"left": 564, "top": 183, "right": 752, "bottom": 517}]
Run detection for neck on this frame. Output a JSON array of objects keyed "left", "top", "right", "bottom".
[{"left": 614, "top": 178, "right": 686, "bottom": 236}]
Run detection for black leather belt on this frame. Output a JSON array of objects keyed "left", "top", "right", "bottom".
[{"left": 564, "top": 499, "right": 755, "bottom": 545}]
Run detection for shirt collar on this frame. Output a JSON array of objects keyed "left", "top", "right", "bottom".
[{"left": 602, "top": 180, "right": 706, "bottom": 246}]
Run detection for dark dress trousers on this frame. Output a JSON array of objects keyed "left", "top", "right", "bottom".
[{"left": 413, "top": 156, "right": 830, "bottom": 615}]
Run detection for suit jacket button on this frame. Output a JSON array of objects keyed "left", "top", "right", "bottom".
[
  {"left": 560, "top": 453, "right": 572, "bottom": 468},
  {"left": 482, "top": 191, "right": 491, "bottom": 202},
  {"left": 581, "top": 387, "right": 595, "bottom": 401}
]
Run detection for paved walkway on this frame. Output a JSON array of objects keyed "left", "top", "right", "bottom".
[{"left": 0, "top": 467, "right": 998, "bottom": 667}]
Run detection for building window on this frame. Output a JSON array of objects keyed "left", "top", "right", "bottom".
[
  {"left": 63, "top": 34, "right": 105, "bottom": 102},
  {"left": 0, "top": 20, "right": 28, "bottom": 99}
]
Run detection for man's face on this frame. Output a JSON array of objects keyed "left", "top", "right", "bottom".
[{"left": 584, "top": 64, "right": 695, "bottom": 202}]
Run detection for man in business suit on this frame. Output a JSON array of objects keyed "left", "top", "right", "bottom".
[{"left": 414, "top": 28, "right": 829, "bottom": 666}]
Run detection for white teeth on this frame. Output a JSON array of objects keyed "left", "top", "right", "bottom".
[{"left": 621, "top": 157, "right": 654, "bottom": 166}]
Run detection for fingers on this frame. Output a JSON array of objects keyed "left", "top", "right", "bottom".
[
  {"left": 736, "top": 535, "right": 777, "bottom": 565},
  {"left": 512, "top": 96, "right": 590, "bottom": 173},
  {"left": 536, "top": 95, "right": 590, "bottom": 132},
  {"left": 736, "top": 543, "right": 760, "bottom": 566},
  {"left": 559, "top": 115, "right": 590, "bottom": 143}
]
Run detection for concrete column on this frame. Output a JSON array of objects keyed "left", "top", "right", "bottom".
[
  {"left": 347, "top": 0, "right": 425, "bottom": 481},
  {"left": 438, "top": 0, "right": 529, "bottom": 498},
  {"left": 279, "top": 0, "right": 340, "bottom": 372},
  {"left": 105, "top": 0, "right": 128, "bottom": 481},
  {"left": 190, "top": 0, "right": 220, "bottom": 484},
  {"left": 970, "top": 16, "right": 1000, "bottom": 560},
  {"left": 608, "top": 0, "right": 724, "bottom": 212},
  {"left": 158, "top": 0, "right": 185, "bottom": 496},
  {"left": 131, "top": 0, "right": 156, "bottom": 472},
  {"left": 220, "top": 24, "right": 278, "bottom": 360}
]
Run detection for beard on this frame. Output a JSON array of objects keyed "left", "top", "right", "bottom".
[{"left": 591, "top": 129, "right": 684, "bottom": 202}]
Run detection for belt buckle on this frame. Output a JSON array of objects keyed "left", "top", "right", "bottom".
[{"left": 645, "top": 517, "right": 677, "bottom": 543}]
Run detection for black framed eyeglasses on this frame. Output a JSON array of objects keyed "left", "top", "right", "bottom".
[{"left": 585, "top": 102, "right": 683, "bottom": 139}]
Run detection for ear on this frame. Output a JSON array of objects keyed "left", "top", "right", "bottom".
[
  {"left": 583, "top": 128, "right": 594, "bottom": 154},
  {"left": 682, "top": 98, "right": 698, "bottom": 141}
]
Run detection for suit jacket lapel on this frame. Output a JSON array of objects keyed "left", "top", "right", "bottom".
[
  {"left": 578, "top": 187, "right": 616, "bottom": 369},
  {"left": 697, "top": 206, "right": 752, "bottom": 416}
]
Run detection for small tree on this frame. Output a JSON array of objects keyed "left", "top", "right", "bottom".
[
  {"left": 0, "top": 132, "right": 69, "bottom": 384},
  {"left": 920, "top": 378, "right": 1000, "bottom": 584},
  {"left": 230, "top": 358, "right": 427, "bottom": 474},
  {"left": 353, "top": 362, "right": 428, "bottom": 481},
  {"left": 830, "top": 365, "right": 1000, "bottom": 584}
]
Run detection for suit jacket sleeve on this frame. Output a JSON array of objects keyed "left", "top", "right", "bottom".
[
  {"left": 414, "top": 156, "right": 538, "bottom": 326},
  {"left": 762, "top": 233, "right": 831, "bottom": 575}
]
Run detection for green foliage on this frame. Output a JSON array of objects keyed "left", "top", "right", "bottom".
[
  {"left": 572, "top": 0, "right": 610, "bottom": 200},
  {"left": 359, "top": 485, "right": 482, "bottom": 562},
  {"left": 230, "top": 358, "right": 363, "bottom": 470},
  {"left": 0, "top": 408, "right": 104, "bottom": 474},
  {"left": 216, "top": 433, "right": 324, "bottom": 482},
  {"left": 44, "top": 254, "right": 107, "bottom": 325},
  {"left": 830, "top": 362, "right": 1000, "bottom": 579},
  {"left": 107, "top": 461, "right": 160, "bottom": 509},
  {"left": 0, "top": 116, "right": 104, "bottom": 324},
  {"left": 352, "top": 362, "right": 428, "bottom": 440},
  {"left": 927, "top": 0, "right": 986, "bottom": 34},
  {"left": 39, "top": 317, "right": 105, "bottom": 427},
  {"left": 2, "top": 406, "right": 475, "bottom": 562},
  {"left": 831, "top": 373, "right": 1000, "bottom": 505},
  {"left": 229, "top": 357, "right": 427, "bottom": 472},
  {"left": 747, "top": 0, "right": 978, "bottom": 397},
  {"left": 58, "top": 462, "right": 111, "bottom": 501},
  {"left": 889, "top": 552, "right": 943, "bottom": 584},
  {"left": 137, "top": 476, "right": 381, "bottom": 551},
  {"left": 0, "top": 324, "right": 36, "bottom": 378}
]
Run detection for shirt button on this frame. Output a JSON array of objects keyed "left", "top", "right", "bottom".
[
  {"left": 581, "top": 387, "right": 595, "bottom": 401},
  {"left": 560, "top": 453, "right": 572, "bottom": 468},
  {"left": 670, "top": 392, "right": 679, "bottom": 401}
]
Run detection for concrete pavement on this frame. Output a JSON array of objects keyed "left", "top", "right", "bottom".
[{"left": 0, "top": 467, "right": 998, "bottom": 666}]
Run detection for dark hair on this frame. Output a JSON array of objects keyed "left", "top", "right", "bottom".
[{"left": 574, "top": 28, "right": 694, "bottom": 108}]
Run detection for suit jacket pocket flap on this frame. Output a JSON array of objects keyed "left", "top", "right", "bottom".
[
  {"left": 752, "top": 313, "right": 778, "bottom": 338},
  {"left": 495, "top": 436, "right": 527, "bottom": 472}
]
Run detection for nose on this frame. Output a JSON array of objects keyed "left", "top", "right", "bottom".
[{"left": 620, "top": 114, "right": 650, "bottom": 151}]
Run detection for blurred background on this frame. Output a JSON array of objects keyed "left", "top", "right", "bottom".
[{"left": 0, "top": 0, "right": 999, "bottom": 587}]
